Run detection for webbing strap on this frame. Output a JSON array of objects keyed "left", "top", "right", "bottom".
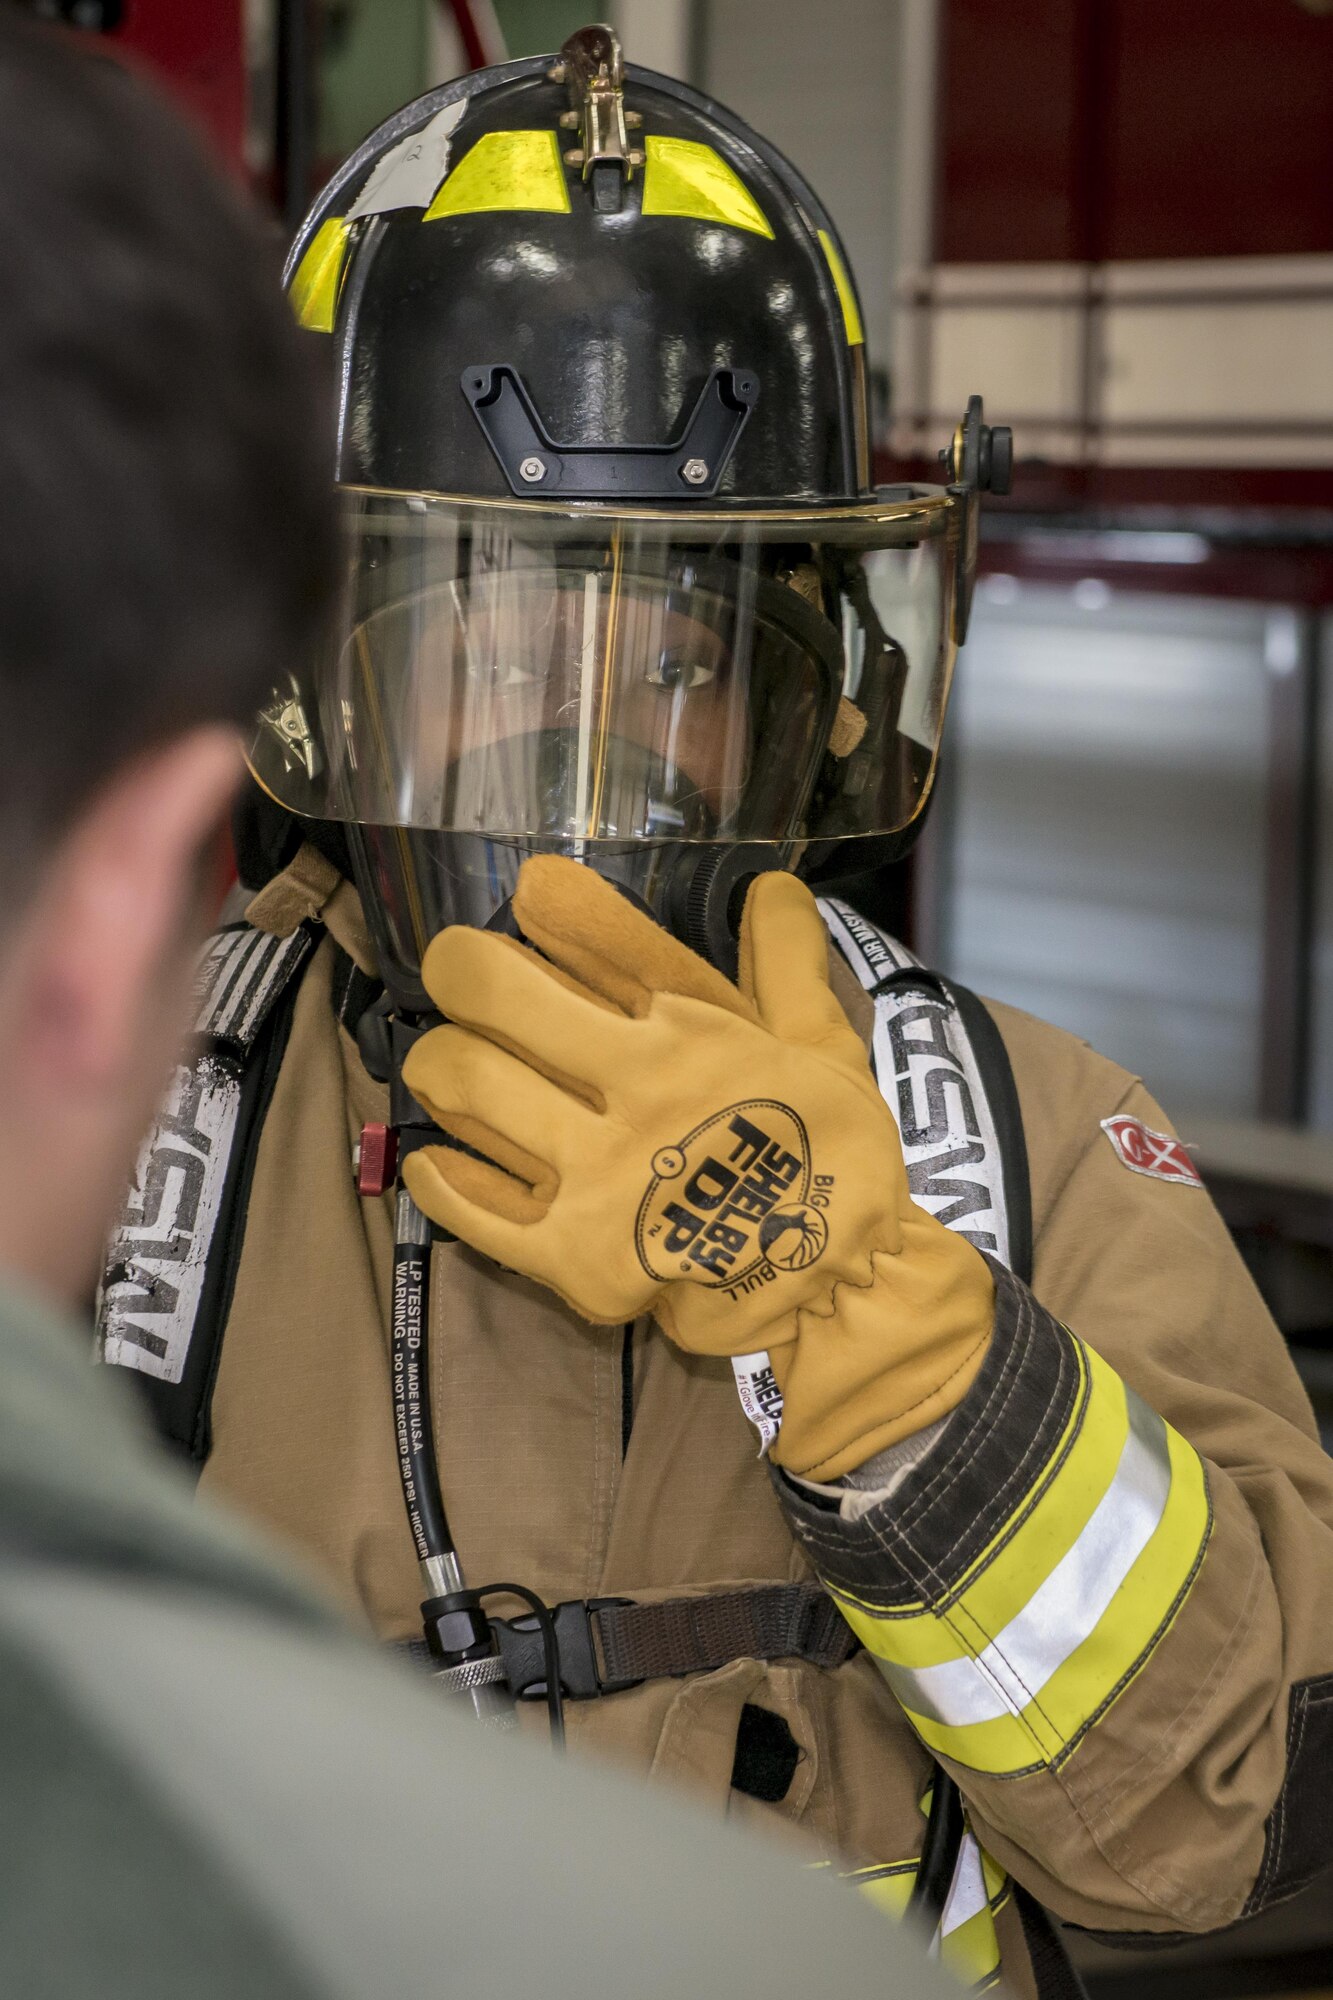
[
  {"left": 404, "top": 1582, "right": 859, "bottom": 1699},
  {"left": 97, "top": 921, "right": 320, "bottom": 1462},
  {"left": 1014, "top": 1884, "right": 1090, "bottom": 2000},
  {"left": 329, "top": 943, "right": 384, "bottom": 1039},
  {"left": 595, "top": 1581, "right": 857, "bottom": 1686}
]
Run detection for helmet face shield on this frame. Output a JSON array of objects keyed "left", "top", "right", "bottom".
[{"left": 249, "top": 487, "right": 961, "bottom": 852}]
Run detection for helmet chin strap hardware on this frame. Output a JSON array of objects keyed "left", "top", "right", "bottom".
[{"left": 462, "top": 363, "right": 758, "bottom": 500}]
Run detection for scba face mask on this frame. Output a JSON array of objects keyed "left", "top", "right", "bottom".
[{"left": 251, "top": 492, "right": 964, "bottom": 1004}]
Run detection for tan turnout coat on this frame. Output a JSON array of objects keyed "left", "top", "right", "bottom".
[{"left": 198, "top": 850, "right": 1333, "bottom": 1985}]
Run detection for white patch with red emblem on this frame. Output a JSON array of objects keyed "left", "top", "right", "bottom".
[{"left": 1100, "top": 1115, "right": 1203, "bottom": 1188}]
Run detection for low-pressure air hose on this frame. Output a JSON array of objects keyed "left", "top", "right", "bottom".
[
  {"left": 907, "top": 1771, "right": 966, "bottom": 1930},
  {"left": 391, "top": 1189, "right": 454, "bottom": 1570},
  {"left": 391, "top": 1185, "right": 516, "bottom": 1730}
]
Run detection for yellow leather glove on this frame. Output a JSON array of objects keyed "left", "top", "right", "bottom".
[{"left": 402, "top": 856, "right": 993, "bottom": 1480}]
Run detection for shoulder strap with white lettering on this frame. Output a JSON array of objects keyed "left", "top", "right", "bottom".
[
  {"left": 96, "top": 922, "right": 318, "bottom": 1467},
  {"left": 730, "top": 899, "right": 1032, "bottom": 1453},
  {"left": 818, "top": 897, "right": 1032, "bottom": 1282}
]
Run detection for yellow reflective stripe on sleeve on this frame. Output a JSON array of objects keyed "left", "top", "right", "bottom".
[
  {"left": 818, "top": 228, "right": 865, "bottom": 346},
  {"left": 641, "top": 135, "right": 774, "bottom": 238},
  {"left": 842, "top": 1860, "right": 915, "bottom": 1923},
  {"left": 835, "top": 1341, "right": 1109, "bottom": 1670},
  {"left": 937, "top": 1832, "right": 1005, "bottom": 1990},
  {"left": 424, "top": 129, "right": 571, "bottom": 220},
  {"left": 837, "top": 1834, "right": 1005, "bottom": 1989},
  {"left": 289, "top": 217, "right": 351, "bottom": 332},
  {"left": 836, "top": 1346, "right": 1211, "bottom": 1775},
  {"left": 980, "top": 1848, "right": 1009, "bottom": 1907}
]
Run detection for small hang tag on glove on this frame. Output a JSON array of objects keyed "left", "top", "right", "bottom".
[{"left": 731, "top": 1350, "right": 784, "bottom": 1454}]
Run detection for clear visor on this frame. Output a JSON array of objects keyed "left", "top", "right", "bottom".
[{"left": 249, "top": 487, "right": 961, "bottom": 847}]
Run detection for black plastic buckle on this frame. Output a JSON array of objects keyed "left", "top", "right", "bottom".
[{"left": 492, "top": 1596, "right": 641, "bottom": 1701}]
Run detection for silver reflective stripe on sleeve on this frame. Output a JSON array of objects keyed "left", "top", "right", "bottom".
[
  {"left": 877, "top": 1397, "right": 1172, "bottom": 1730},
  {"left": 933, "top": 1830, "right": 1005, "bottom": 1987},
  {"left": 935, "top": 1830, "right": 988, "bottom": 1950}
]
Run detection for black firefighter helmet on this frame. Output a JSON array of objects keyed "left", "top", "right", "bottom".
[{"left": 252, "top": 25, "right": 1009, "bottom": 1004}]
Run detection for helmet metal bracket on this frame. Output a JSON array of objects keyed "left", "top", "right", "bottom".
[
  {"left": 551, "top": 24, "right": 644, "bottom": 213},
  {"left": 941, "top": 393, "right": 1013, "bottom": 643},
  {"left": 462, "top": 362, "right": 759, "bottom": 499}
]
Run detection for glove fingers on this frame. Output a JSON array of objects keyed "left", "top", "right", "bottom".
[
  {"left": 738, "top": 872, "right": 862, "bottom": 1055},
  {"left": 418, "top": 928, "right": 616, "bottom": 1106},
  {"left": 402, "top": 1024, "right": 597, "bottom": 1178},
  {"left": 512, "top": 853, "right": 753, "bottom": 1021},
  {"left": 403, "top": 1142, "right": 644, "bottom": 1326},
  {"left": 405, "top": 1140, "right": 548, "bottom": 1244}
]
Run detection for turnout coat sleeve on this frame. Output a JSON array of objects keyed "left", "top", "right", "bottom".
[{"left": 776, "top": 998, "right": 1333, "bottom": 1938}]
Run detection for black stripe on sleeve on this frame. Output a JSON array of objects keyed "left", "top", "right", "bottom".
[{"left": 774, "top": 1261, "right": 1080, "bottom": 1610}]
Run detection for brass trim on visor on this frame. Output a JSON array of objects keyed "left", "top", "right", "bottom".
[{"left": 334, "top": 481, "right": 957, "bottom": 540}]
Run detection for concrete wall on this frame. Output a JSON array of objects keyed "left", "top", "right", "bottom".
[{"left": 696, "top": 0, "right": 912, "bottom": 391}]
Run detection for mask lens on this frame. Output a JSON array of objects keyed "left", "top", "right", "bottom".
[{"left": 247, "top": 490, "right": 959, "bottom": 849}]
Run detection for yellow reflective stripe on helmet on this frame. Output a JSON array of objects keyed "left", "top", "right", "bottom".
[
  {"left": 289, "top": 216, "right": 351, "bottom": 332},
  {"left": 818, "top": 228, "right": 864, "bottom": 346},
  {"left": 835, "top": 1346, "right": 1211, "bottom": 1775},
  {"left": 424, "top": 129, "right": 571, "bottom": 220},
  {"left": 641, "top": 135, "right": 773, "bottom": 238}
]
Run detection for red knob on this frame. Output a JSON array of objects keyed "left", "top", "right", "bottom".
[{"left": 355, "top": 1122, "right": 398, "bottom": 1198}]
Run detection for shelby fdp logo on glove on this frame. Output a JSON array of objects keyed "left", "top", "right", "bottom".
[{"left": 636, "top": 1101, "right": 833, "bottom": 1295}]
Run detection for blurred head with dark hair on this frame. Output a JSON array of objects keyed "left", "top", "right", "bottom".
[{"left": 0, "top": 11, "right": 336, "bottom": 1302}]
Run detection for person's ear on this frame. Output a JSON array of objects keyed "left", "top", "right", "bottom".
[{"left": 21, "top": 727, "right": 243, "bottom": 1094}]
